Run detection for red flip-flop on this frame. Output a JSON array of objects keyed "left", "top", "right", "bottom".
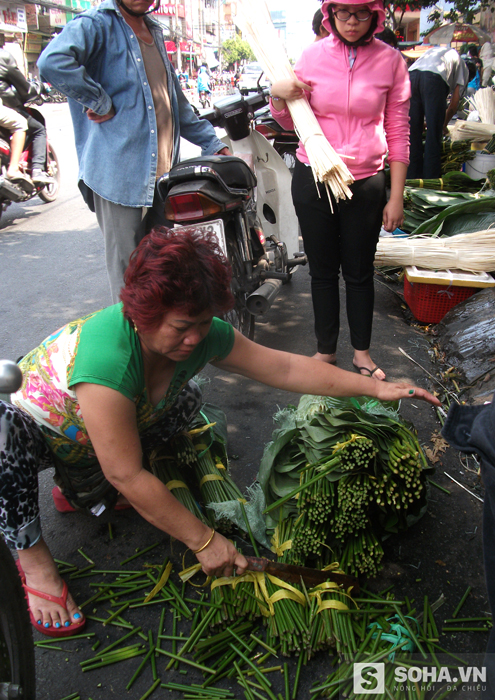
[
  {"left": 16, "top": 559, "right": 86, "bottom": 638},
  {"left": 52, "top": 486, "right": 132, "bottom": 513}
]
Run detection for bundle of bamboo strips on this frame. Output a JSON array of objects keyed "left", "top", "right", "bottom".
[
  {"left": 449, "top": 119, "right": 495, "bottom": 142},
  {"left": 374, "top": 230, "right": 495, "bottom": 271},
  {"left": 469, "top": 87, "right": 495, "bottom": 124},
  {"left": 234, "top": 0, "right": 353, "bottom": 204}
]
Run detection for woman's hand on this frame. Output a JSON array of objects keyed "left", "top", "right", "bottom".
[
  {"left": 195, "top": 531, "right": 248, "bottom": 578},
  {"left": 270, "top": 79, "right": 312, "bottom": 102},
  {"left": 374, "top": 381, "right": 441, "bottom": 406},
  {"left": 382, "top": 197, "right": 404, "bottom": 232}
]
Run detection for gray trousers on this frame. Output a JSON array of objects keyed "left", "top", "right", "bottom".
[{"left": 93, "top": 193, "right": 147, "bottom": 304}]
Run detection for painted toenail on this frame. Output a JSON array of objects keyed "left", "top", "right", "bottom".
[
  {"left": 55, "top": 622, "right": 61, "bottom": 628},
  {"left": 44, "top": 622, "right": 50, "bottom": 628},
  {"left": 74, "top": 613, "right": 81, "bottom": 619},
  {"left": 64, "top": 621, "right": 71, "bottom": 627},
  {"left": 37, "top": 620, "right": 42, "bottom": 625}
]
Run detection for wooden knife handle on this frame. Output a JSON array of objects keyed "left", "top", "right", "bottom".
[{"left": 245, "top": 556, "right": 267, "bottom": 572}]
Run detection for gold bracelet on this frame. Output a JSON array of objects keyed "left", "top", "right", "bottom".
[{"left": 193, "top": 527, "right": 215, "bottom": 554}]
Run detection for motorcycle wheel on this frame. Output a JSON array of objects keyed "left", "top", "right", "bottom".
[
  {"left": 274, "top": 143, "right": 297, "bottom": 175},
  {"left": 223, "top": 235, "right": 255, "bottom": 340},
  {"left": 38, "top": 144, "right": 61, "bottom": 203},
  {"left": 0, "top": 539, "right": 36, "bottom": 700}
]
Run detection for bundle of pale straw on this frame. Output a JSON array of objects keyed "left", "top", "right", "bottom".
[
  {"left": 234, "top": 0, "right": 354, "bottom": 204},
  {"left": 469, "top": 87, "right": 495, "bottom": 125},
  {"left": 374, "top": 230, "right": 495, "bottom": 271},
  {"left": 449, "top": 119, "right": 495, "bottom": 142}
]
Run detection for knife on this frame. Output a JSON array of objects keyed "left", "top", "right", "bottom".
[{"left": 244, "top": 556, "right": 359, "bottom": 594}]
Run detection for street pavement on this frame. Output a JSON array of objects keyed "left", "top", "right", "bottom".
[{"left": 0, "top": 104, "right": 489, "bottom": 699}]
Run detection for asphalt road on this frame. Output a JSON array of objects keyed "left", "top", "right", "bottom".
[{"left": 0, "top": 104, "right": 489, "bottom": 700}]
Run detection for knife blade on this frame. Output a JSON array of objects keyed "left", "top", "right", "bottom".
[{"left": 244, "top": 556, "right": 359, "bottom": 593}]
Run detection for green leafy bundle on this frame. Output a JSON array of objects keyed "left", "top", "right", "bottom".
[
  {"left": 405, "top": 170, "right": 485, "bottom": 193},
  {"left": 402, "top": 187, "right": 482, "bottom": 234},
  {"left": 258, "top": 396, "right": 431, "bottom": 578}
]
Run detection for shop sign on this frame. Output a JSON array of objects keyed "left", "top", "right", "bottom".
[{"left": 0, "top": 4, "right": 27, "bottom": 32}]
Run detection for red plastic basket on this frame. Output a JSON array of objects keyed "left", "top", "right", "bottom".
[{"left": 403, "top": 277, "right": 476, "bottom": 324}]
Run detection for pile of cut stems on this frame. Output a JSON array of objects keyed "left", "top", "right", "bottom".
[{"left": 47, "top": 551, "right": 487, "bottom": 700}]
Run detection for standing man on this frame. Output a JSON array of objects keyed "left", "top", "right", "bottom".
[
  {"left": 408, "top": 45, "right": 468, "bottom": 179},
  {"left": 38, "top": 0, "right": 229, "bottom": 302}
]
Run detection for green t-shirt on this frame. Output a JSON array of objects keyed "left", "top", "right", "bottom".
[{"left": 13, "top": 304, "right": 234, "bottom": 465}]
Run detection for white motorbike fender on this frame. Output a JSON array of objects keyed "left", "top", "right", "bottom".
[{"left": 221, "top": 131, "right": 300, "bottom": 260}]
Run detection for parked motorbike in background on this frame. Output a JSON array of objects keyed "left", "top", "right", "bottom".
[
  {"left": 0, "top": 104, "right": 60, "bottom": 225},
  {"left": 254, "top": 105, "right": 299, "bottom": 174},
  {"left": 158, "top": 89, "right": 306, "bottom": 340}
]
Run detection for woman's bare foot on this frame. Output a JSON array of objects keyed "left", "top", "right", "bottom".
[
  {"left": 18, "top": 538, "right": 83, "bottom": 630},
  {"left": 353, "top": 350, "right": 386, "bottom": 381},
  {"left": 312, "top": 352, "right": 337, "bottom": 365}
]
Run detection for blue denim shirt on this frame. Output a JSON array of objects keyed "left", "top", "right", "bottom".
[{"left": 37, "top": 0, "right": 225, "bottom": 207}]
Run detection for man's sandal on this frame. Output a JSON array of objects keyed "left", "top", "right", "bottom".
[{"left": 16, "top": 559, "right": 86, "bottom": 638}]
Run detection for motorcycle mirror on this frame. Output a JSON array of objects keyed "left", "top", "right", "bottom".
[{"left": 0, "top": 360, "right": 23, "bottom": 394}]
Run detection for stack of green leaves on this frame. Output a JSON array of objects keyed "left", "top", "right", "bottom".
[
  {"left": 402, "top": 188, "right": 482, "bottom": 234},
  {"left": 258, "top": 396, "right": 431, "bottom": 578},
  {"left": 407, "top": 194, "right": 495, "bottom": 237}
]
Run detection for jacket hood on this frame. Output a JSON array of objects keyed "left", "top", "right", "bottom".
[{"left": 321, "top": 0, "right": 386, "bottom": 37}]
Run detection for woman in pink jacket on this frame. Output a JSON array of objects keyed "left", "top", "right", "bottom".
[{"left": 270, "top": 0, "right": 410, "bottom": 380}]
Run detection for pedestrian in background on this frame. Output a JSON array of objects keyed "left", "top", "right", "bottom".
[
  {"left": 269, "top": 0, "right": 410, "bottom": 381},
  {"left": 407, "top": 45, "right": 468, "bottom": 179},
  {"left": 37, "top": 0, "right": 229, "bottom": 303},
  {"left": 312, "top": 8, "right": 330, "bottom": 41},
  {"left": 481, "top": 40, "right": 494, "bottom": 86}
]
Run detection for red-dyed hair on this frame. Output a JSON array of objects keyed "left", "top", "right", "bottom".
[{"left": 120, "top": 227, "right": 234, "bottom": 332}]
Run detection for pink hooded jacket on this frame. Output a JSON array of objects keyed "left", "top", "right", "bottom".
[{"left": 270, "top": 17, "right": 411, "bottom": 180}]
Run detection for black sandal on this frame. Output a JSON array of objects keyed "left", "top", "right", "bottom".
[{"left": 353, "top": 363, "right": 382, "bottom": 378}]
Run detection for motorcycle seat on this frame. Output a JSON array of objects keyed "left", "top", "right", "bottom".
[{"left": 165, "top": 155, "right": 256, "bottom": 191}]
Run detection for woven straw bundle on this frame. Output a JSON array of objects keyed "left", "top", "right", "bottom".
[{"left": 374, "top": 230, "right": 495, "bottom": 272}]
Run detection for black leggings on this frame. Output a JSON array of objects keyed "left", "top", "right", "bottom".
[{"left": 292, "top": 160, "right": 386, "bottom": 354}]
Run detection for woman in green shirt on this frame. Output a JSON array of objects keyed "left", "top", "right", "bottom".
[{"left": 1, "top": 226, "right": 440, "bottom": 636}]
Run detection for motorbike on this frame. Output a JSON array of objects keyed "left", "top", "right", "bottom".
[
  {"left": 157, "top": 88, "right": 306, "bottom": 340},
  {"left": 253, "top": 104, "right": 299, "bottom": 174},
  {"left": 0, "top": 361, "right": 36, "bottom": 700},
  {"left": 0, "top": 105, "right": 61, "bottom": 225}
]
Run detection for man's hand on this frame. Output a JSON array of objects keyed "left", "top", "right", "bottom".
[
  {"left": 87, "top": 106, "right": 116, "bottom": 123},
  {"left": 217, "top": 147, "right": 231, "bottom": 155}
]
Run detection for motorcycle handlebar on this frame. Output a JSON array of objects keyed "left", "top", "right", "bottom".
[{"left": 198, "top": 88, "right": 270, "bottom": 128}]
